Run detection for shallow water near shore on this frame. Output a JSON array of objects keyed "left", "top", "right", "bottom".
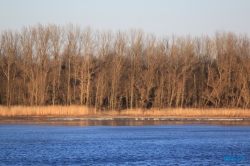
[
  {"left": 1, "top": 117, "right": 250, "bottom": 126},
  {"left": 0, "top": 124, "right": 250, "bottom": 165}
]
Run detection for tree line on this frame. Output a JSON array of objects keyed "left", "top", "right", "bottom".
[{"left": 0, "top": 24, "right": 250, "bottom": 110}]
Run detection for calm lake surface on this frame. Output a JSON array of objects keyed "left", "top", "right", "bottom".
[{"left": 0, "top": 123, "right": 250, "bottom": 165}]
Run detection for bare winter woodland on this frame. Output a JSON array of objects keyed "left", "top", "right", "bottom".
[{"left": 1, "top": 24, "right": 250, "bottom": 111}]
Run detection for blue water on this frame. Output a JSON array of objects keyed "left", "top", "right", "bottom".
[{"left": 0, "top": 124, "right": 249, "bottom": 165}]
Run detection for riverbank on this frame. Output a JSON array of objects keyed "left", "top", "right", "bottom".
[
  {"left": 1, "top": 116, "right": 250, "bottom": 126},
  {"left": 1, "top": 106, "right": 250, "bottom": 117}
]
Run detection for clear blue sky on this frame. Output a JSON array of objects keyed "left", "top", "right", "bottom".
[{"left": 1, "top": 0, "right": 250, "bottom": 37}]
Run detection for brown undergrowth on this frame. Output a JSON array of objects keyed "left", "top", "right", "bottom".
[{"left": 0, "top": 106, "right": 250, "bottom": 117}]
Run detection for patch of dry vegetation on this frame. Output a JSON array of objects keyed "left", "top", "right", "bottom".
[{"left": 0, "top": 106, "right": 250, "bottom": 117}]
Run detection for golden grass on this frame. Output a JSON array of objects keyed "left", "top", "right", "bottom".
[
  {"left": 0, "top": 105, "right": 92, "bottom": 117},
  {"left": 0, "top": 106, "right": 250, "bottom": 117}
]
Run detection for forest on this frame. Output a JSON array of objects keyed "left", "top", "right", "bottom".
[{"left": 1, "top": 24, "right": 250, "bottom": 111}]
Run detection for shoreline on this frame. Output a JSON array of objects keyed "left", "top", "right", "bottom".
[
  {"left": 1, "top": 116, "right": 250, "bottom": 120},
  {"left": 1, "top": 116, "right": 250, "bottom": 126},
  {"left": 1, "top": 106, "right": 250, "bottom": 125}
]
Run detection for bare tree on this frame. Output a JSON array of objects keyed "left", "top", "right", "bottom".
[
  {"left": 128, "top": 29, "right": 145, "bottom": 109},
  {"left": 0, "top": 30, "right": 19, "bottom": 106},
  {"left": 48, "top": 25, "right": 64, "bottom": 105}
]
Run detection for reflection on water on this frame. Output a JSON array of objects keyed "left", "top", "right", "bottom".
[{"left": 1, "top": 120, "right": 250, "bottom": 126}]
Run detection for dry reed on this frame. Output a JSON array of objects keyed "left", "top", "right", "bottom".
[{"left": 0, "top": 106, "right": 250, "bottom": 117}]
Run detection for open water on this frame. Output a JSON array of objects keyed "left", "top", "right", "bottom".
[{"left": 0, "top": 124, "right": 249, "bottom": 165}]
